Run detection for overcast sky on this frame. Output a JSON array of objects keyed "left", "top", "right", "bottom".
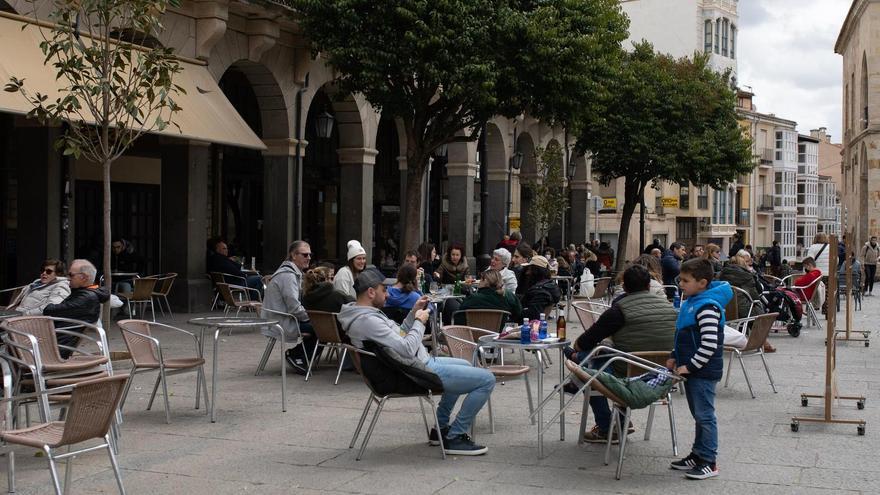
[{"left": 737, "top": 0, "right": 851, "bottom": 142}]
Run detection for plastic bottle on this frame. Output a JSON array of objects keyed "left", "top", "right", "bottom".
[
  {"left": 538, "top": 313, "right": 548, "bottom": 340},
  {"left": 520, "top": 318, "right": 531, "bottom": 344},
  {"left": 556, "top": 314, "right": 566, "bottom": 340},
  {"left": 673, "top": 291, "right": 681, "bottom": 309}
]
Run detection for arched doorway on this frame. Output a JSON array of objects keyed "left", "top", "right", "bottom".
[
  {"left": 373, "top": 116, "right": 401, "bottom": 272},
  {"left": 481, "top": 122, "right": 509, "bottom": 254},
  {"left": 516, "top": 133, "right": 537, "bottom": 244},
  {"left": 302, "top": 89, "right": 341, "bottom": 262}
]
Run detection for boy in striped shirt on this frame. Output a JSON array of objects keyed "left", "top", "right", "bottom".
[{"left": 666, "top": 258, "right": 733, "bottom": 480}]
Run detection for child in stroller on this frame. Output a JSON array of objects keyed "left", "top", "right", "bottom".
[{"left": 755, "top": 274, "right": 804, "bottom": 337}]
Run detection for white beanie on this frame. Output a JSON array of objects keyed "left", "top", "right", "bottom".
[{"left": 347, "top": 240, "right": 366, "bottom": 261}]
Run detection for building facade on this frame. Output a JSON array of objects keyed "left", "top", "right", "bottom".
[{"left": 836, "top": 0, "right": 880, "bottom": 246}]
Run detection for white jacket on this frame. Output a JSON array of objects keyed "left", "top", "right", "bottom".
[
  {"left": 10, "top": 278, "right": 71, "bottom": 315},
  {"left": 333, "top": 266, "right": 357, "bottom": 299}
]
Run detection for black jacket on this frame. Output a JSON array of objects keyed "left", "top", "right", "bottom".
[
  {"left": 43, "top": 286, "right": 110, "bottom": 324},
  {"left": 206, "top": 251, "right": 245, "bottom": 279},
  {"left": 521, "top": 279, "right": 561, "bottom": 321},
  {"left": 302, "top": 282, "right": 354, "bottom": 313},
  {"left": 767, "top": 245, "right": 782, "bottom": 267},
  {"left": 728, "top": 240, "right": 745, "bottom": 259}
]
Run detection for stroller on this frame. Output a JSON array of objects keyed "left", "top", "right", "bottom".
[{"left": 755, "top": 275, "right": 804, "bottom": 337}]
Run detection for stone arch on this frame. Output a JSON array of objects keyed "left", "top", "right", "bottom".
[
  {"left": 517, "top": 132, "right": 538, "bottom": 176},
  {"left": 483, "top": 122, "right": 511, "bottom": 246},
  {"left": 516, "top": 132, "right": 538, "bottom": 243},
  {"left": 219, "top": 60, "right": 289, "bottom": 140}
]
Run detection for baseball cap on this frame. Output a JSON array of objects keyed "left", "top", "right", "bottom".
[{"left": 354, "top": 267, "right": 385, "bottom": 294}]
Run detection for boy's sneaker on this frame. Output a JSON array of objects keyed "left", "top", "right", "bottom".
[
  {"left": 684, "top": 462, "right": 719, "bottom": 480},
  {"left": 670, "top": 453, "right": 701, "bottom": 471},
  {"left": 582, "top": 425, "right": 619, "bottom": 444},
  {"left": 428, "top": 426, "right": 449, "bottom": 446},
  {"left": 443, "top": 433, "right": 488, "bottom": 456},
  {"left": 284, "top": 352, "right": 308, "bottom": 376}
]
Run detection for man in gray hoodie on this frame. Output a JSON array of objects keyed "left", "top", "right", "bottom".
[
  {"left": 262, "top": 240, "right": 313, "bottom": 375},
  {"left": 338, "top": 267, "right": 495, "bottom": 456}
]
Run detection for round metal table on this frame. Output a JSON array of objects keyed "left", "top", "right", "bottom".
[
  {"left": 477, "top": 333, "right": 570, "bottom": 458},
  {"left": 187, "top": 316, "right": 279, "bottom": 422}
]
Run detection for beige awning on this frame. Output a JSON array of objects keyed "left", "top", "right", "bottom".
[{"left": 0, "top": 13, "right": 266, "bottom": 150}]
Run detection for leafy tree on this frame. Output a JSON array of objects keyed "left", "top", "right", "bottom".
[
  {"left": 6, "top": 0, "right": 183, "bottom": 322},
  {"left": 577, "top": 42, "right": 753, "bottom": 270},
  {"left": 293, "top": 0, "right": 628, "bottom": 251},
  {"left": 522, "top": 144, "right": 568, "bottom": 249}
]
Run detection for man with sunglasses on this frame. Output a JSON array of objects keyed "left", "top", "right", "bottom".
[
  {"left": 262, "top": 241, "right": 315, "bottom": 375},
  {"left": 43, "top": 259, "right": 109, "bottom": 357}
]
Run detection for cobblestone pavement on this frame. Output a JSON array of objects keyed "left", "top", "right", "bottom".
[{"left": 4, "top": 295, "right": 880, "bottom": 494}]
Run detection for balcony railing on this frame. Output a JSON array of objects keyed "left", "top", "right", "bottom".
[
  {"left": 760, "top": 148, "right": 774, "bottom": 164},
  {"left": 738, "top": 208, "right": 750, "bottom": 226},
  {"left": 758, "top": 195, "right": 773, "bottom": 211}
]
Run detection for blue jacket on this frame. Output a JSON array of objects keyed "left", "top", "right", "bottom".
[
  {"left": 660, "top": 252, "right": 681, "bottom": 286},
  {"left": 672, "top": 281, "right": 732, "bottom": 380},
  {"left": 385, "top": 286, "right": 422, "bottom": 311}
]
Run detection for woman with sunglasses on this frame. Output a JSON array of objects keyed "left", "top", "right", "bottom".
[{"left": 7, "top": 259, "right": 71, "bottom": 315}]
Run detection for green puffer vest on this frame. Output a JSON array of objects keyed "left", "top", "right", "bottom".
[{"left": 610, "top": 291, "right": 677, "bottom": 376}]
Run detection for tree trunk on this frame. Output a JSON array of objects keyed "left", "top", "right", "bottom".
[
  {"left": 402, "top": 154, "right": 428, "bottom": 252},
  {"left": 102, "top": 159, "right": 112, "bottom": 329},
  {"left": 614, "top": 178, "right": 642, "bottom": 271}
]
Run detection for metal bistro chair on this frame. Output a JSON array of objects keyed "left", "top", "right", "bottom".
[
  {"left": 119, "top": 277, "right": 158, "bottom": 322},
  {"left": 0, "top": 285, "right": 26, "bottom": 310},
  {"left": 534, "top": 346, "right": 685, "bottom": 480},
  {"left": 572, "top": 300, "right": 604, "bottom": 330},
  {"left": 1, "top": 357, "right": 15, "bottom": 494},
  {"left": 591, "top": 277, "right": 612, "bottom": 305},
  {"left": 791, "top": 276, "right": 823, "bottom": 328},
  {"left": 345, "top": 344, "right": 446, "bottom": 461},
  {"left": 304, "top": 310, "right": 348, "bottom": 385},
  {"left": 0, "top": 374, "right": 129, "bottom": 495},
  {"left": 1, "top": 316, "right": 113, "bottom": 423},
  {"left": 443, "top": 326, "right": 533, "bottom": 433},
  {"left": 216, "top": 282, "right": 262, "bottom": 316},
  {"left": 723, "top": 313, "right": 779, "bottom": 399},
  {"left": 452, "top": 309, "right": 511, "bottom": 364},
  {"left": 145, "top": 273, "right": 177, "bottom": 317},
  {"left": 255, "top": 308, "right": 311, "bottom": 413},
  {"left": 625, "top": 351, "right": 679, "bottom": 456},
  {"left": 117, "top": 320, "right": 210, "bottom": 423}
]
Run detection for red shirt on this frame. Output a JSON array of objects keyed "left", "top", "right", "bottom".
[{"left": 795, "top": 269, "right": 822, "bottom": 301}]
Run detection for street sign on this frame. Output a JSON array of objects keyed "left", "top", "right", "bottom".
[
  {"left": 509, "top": 217, "right": 521, "bottom": 230},
  {"left": 661, "top": 197, "right": 679, "bottom": 208},
  {"left": 602, "top": 198, "right": 617, "bottom": 209}
]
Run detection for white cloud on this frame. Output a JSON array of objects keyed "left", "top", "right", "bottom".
[{"left": 738, "top": 0, "right": 851, "bottom": 140}]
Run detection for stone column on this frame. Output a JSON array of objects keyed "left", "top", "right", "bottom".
[
  {"left": 161, "top": 140, "right": 212, "bottom": 312},
  {"left": 446, "top": 161, "right": 478, "bottom": 253},
  {"left": 337, "top": 147, "right": 377, "bottom": 261},
  {"left": 570, "top": 176, "right": 590, "bottom": 246},
  {"left": 14, "top": 122, "right": 62, "bottom": 284},
  {"left": 485, "top": 169, "right": 509, "bottom": 249},
  {"left": 262, "top": 138, "right": 298, "bottom": 270},
  {"left": 519, "top": 173, "right": 539, "bottom": 245}
]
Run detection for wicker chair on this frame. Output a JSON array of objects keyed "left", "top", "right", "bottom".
[
  {"left": 452, "top": 309, "right": 510, "bottom": 331},
  {"left": 1, "top": 316, "right": 112, "bottom": 422},
  {"left": 0, "top": 285, "right": 26, "bottom": 310},
  {"left": 304, "top": 310, "right": 347, "bottom": 385},
  {"left": 216, "top": 282, "right": 262, "bottom": 316},
  {"left": 117, "top": 320, "right": 209, "bottom": 423},
  {"left": 592, "top": 277, "right": 612, "bottom": 304},
  {"left": 723, "top": 313, "right": 779, "bottom": 398},
  {"left": 145, "top": 273, "right": 177, "bottom": 317},
  {"left": 572, "top": 300, "right": 604, "bottom": 331},
  {"left": 345, "top": 344, "right": 446, "bottom": 461},
  {"left": 0, "top": 374, "right": 129, "bottom": 495},
  {"left": 442, "top": 326, "right": 533, "bottom": 433},
  {"left": 118, "top": 277, "right": 157, "bottom": 321}
]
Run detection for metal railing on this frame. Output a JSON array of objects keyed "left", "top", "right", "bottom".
[
  {"left": 760, "top": 148, "right": 774, "bottom": 163},
  {"left": 758, "top": 195, "right": 774, "bottom": 211}
]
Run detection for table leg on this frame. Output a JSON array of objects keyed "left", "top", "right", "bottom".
[
  {"left": 211, "top": 327, "right": 220, "bottom": 423},
  {"left": 537, "top": 349, "right": 544, "bottom": 458},
  {"left": 194, "top": 328, "right": 206, "bottom": 411},
  {"left": 559, "top": 347, "right": 565, "bottom": 441}
]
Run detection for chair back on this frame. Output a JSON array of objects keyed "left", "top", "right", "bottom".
[
  {"left": 456, "top": 309, "right": 509, "bottom": 332},
  {"left": 1, "top": 358, "right": 12, "bottom": 430},
  {"left": 129, "top": 277, "right": 157, "bottom": 301},
  {"left": 1, "top": 285, "right": 25, "bottom": 309},
  {"left": 741, "top": 313, "right": 778, "bottom": 352},
  {"left": 2, "top": 316, "right": 64, "bottom": 367},
  {"left": 307, "top": 310, "right": 343, "bottom": 344},
  {"left": 117, "top": 319, "right": 159, "bottom": 366},
  {"left": 149, "top": 273, "right": 177, "bottom": 296},
  {"left": 572, "top": 301, "right": 602, "bottom": 330},
  {"left": 441, "top": 326, "right": 479, "bottom": 362},
  {"left": 625, "top": 351, "right": 672, "bottom": 378},
  {"left": 593, "top": 277, "right": 612, "bottom": 300},
  {"left": 216, "top": 283, "right": 239, "bottom": 307},
  {"left": 724, "top": 292, "right": 739, "bottom": 322},
  {"left": 58, "top": 374, "right": 129, "bottom": 446},
  {"left": 208, "top": 272, "right": 225, "bottom": 286}
]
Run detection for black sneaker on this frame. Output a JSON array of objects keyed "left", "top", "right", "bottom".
[
  {"left": 443, "top": 433, "right": 488, "bottom": 456},
  {"left": 285, "top": 352, "right": 308, "bottom": 376},
  {"left": 428, "top": 426, "right": 449, "bottom": 446},
  {"left": 562, "top": 382, "right": 581, "bottom": 395},
  {"left": 670, "top": 453, "right": 702, "bottom": 471},
  {"left": 684, "top": 462, "right": 719, "bottom": 480}
]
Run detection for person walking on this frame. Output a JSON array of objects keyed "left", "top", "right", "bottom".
[{"left": 862, "top": 236, "right": 879, "bottom": 295}]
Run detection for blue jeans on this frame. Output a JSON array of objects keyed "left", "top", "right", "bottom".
[
  {"left": 425, "top": 357, "right": 495, "bottom": 437},
  {"left": 684, "top": 377, "right": 719, "bottom": 463},
  {"left": 582, "top": 354, "right": 621, "bottom": 434}
]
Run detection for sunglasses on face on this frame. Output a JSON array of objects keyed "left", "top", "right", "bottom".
[
  {"left": 42, "top": 268, "right": 55, "bottom": 275},
  {"left": 297, "top": 252, "right": 312, "bottom": 258}
]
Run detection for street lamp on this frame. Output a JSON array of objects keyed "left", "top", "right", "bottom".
[
  {"left": 315, "top": 110, "right": 335, "bottom": 139},
  {"left": 567, "top": 160, "right": 577, "bottom": 181},
  {"left": 510, "top": 151, "right": 524, "bottom": 171}
]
